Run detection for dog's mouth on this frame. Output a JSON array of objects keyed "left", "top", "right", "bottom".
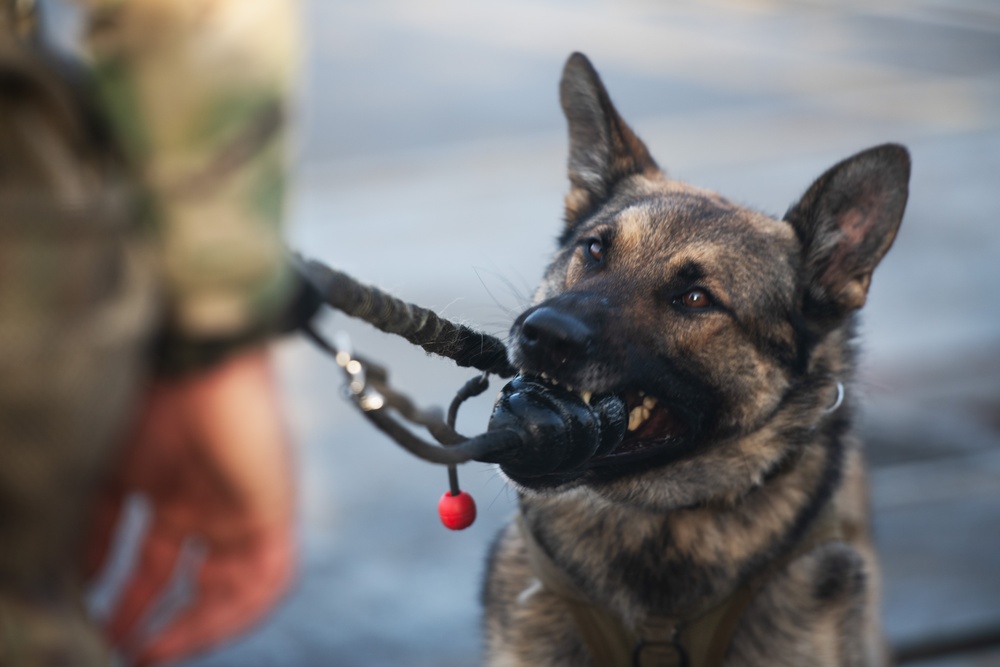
[
  {"left": 601, "top": 386, "right": 687, "bottom": 464},
  {"left": 507, "top": 371, "right": 689, "bottom": 472}
]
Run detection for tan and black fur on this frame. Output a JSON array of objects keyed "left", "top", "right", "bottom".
[{"left": 481, "top": 53, "right": 909, "bottom": 666}]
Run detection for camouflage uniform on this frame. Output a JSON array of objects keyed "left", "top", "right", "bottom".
[{"left": 0, "top": 0, "right": 299, "bottom": 663}]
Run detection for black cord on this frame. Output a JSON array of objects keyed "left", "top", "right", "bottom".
[
  {"left": 443, "top": 373, "right": 491, "bottom": 494},
  {"left": 448, "top": 373, "right": 491, "bottom": 428}
]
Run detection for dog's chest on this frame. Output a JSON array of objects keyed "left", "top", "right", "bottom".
[{"left": 519, "top": 496, "right": 748, "bottom": 620}]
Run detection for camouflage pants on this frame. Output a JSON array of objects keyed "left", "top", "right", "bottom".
[
  {"left": 0, "top": 183, "right": 157, "bottom": 664},
  {"left": 0, "top": 0, "right": 298, "bottom": 663}
]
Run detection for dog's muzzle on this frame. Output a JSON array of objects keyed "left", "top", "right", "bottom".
[{"left": 477, "top": 374, "right": 626, "bottom": 479}]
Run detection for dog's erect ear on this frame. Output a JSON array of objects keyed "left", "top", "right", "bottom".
[
  {"left": 560, "top": 52, "right": 658, "bottom": 232},
  {"left": 785, "top": 144, "right": 910, "bottom": 319}
]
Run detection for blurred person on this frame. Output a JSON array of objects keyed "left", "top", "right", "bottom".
[{"left": 0, "top": 0, "right": 305, "bottom": 664}]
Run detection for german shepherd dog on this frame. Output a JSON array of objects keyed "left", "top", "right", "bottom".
[{"left": 482, "top": 53, "right": 909, "bottom": 667}]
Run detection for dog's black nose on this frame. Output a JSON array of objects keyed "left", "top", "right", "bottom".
[{"left": 519, "top": 307, "right": 592, "bottom": 367}]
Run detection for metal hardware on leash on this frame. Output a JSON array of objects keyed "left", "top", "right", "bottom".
[{"left": 301, "top": 323, "right": 516, "bottom": 467}]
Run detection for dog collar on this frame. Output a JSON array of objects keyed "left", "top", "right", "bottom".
[{"left": 825, "top": 381, "right": 845, "bottom": 414}]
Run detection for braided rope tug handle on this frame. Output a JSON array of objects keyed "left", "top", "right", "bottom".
[{"left": 302, "top": 258, "right": 516, "bottom": 378}]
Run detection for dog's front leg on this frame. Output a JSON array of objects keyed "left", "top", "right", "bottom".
[
  {"left": 482, "top": 523, "right": 595, "bottom": 667},
  {"left": 725, "top": 541, "right": 885, "bottom": 667}
]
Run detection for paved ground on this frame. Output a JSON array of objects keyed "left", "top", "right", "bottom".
[{"left": 80, "top": 1, "right": 1000, "bottom": 665}]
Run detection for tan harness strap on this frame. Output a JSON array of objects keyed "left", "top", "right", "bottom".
[
  {"left": 517, "top": 514, "right": 648, "bottom": 665},
  {"left": 694, "top": 506, "right": 843, "bottom": 666},
  {"left": 516, "top": 506, "right": 844, "bottom": 667}
]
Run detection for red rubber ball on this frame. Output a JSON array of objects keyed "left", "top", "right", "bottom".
[{"left": 438, "top": 490, "right": 477, "bottom": 530}]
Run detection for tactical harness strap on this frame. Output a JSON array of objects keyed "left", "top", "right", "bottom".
[{"left": 516, "top": 508, "right": 842, "bottom": 667}]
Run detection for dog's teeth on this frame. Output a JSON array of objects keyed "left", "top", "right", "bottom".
[
  {"left": 628, "top": 406, "right": 644, "bottom": 431},
  {"left": 628, "top": 403, "right": 655, "bottom": 431},
  {"left": 540, "top": 372, "right": 550, "bottom": 380},
  {"left": 550, "top": 377, "right": 559, "bottom": 386},
  {"left": 580, "top": 391, "right": 593, "bottom": 405},
  {"left": 642, "top": 396, "right": 658, "bottom": 410}
]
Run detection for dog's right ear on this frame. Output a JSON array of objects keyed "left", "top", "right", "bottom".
[
  {"left": 784, "top": 144, "right": 910, "bottom": 321},
  {"left": 560, "top": 53, "right": 658, "bottom": 234}
]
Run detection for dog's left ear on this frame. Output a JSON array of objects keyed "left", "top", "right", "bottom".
[
  {"left": 785, "top": 143, "right": 910, "bottom": 318},
  {"left": 560, "top": 52, "right": 658, "bottom": 233}
]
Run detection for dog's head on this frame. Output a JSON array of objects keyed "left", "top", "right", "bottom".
[{"left": 498, "top": 53, "right": 909, "bottom": 506}]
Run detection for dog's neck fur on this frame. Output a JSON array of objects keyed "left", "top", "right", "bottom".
[{"left": 516, "top": 333, "right": 852, "bottom": 625}]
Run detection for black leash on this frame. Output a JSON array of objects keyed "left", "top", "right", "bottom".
[
  {"left": 295, "top": 256, "right": 626, "bottom": 529},
  {"left": 296, "top": 257, "right": 518, "bottom": 529}
]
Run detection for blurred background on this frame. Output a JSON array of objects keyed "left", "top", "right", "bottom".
[{"left": 49, "top": 0, "right": 1000, "bottom": 665}]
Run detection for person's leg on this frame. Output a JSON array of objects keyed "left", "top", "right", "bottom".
[{"left": 0, "top": 42, "right": 157, "bottom": 665}]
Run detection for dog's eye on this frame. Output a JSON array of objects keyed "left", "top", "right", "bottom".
[
  {"left": 676, "top": 288, "right": 713, "bottom": 309},
  {"left": 585, "top": 239, "right": 604, "bottom": 263}
]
